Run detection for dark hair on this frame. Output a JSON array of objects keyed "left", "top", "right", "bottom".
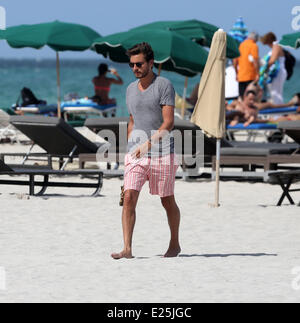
[
  {"left": 245, "top": 90, "right": 257, "bottom": 97},
  {"left": 260, "top": 32, "right": 277, "bottom": 45},
  {"left": 98, "top": 63, "right": 108, "bottom": 75},
  {"left": 126, "top": 42, "right": 154, "bottom": 62}
]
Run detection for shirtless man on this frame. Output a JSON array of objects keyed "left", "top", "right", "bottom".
[
  {"left": 227, "top": 88, "right": 300, "bottom": 126},
  {"left": 227, "top": 90, "right": 261, "bottom": 127}
]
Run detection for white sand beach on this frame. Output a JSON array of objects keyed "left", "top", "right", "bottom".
[{"left": 0, "top": 141, "right": 300, "bottom": 303}]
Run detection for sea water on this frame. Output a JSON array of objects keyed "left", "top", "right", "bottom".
[{"left": 0, "top": 58, "right": 299, "bottom": 117}]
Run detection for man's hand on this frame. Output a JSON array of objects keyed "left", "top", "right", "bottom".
[{"left": 131, "top": 141, "right": 151, "bottom": 159}]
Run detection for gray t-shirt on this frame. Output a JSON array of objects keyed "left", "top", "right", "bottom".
[{"left": 126, "top": 75, "right": 175, "bottom": 157}]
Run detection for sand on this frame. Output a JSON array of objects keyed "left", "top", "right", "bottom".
[{"left": 0, "top": 142, "right": 300, "bottom": 303}]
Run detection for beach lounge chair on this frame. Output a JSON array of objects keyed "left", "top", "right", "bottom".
[
  {"left": 226, "top": 123, "right": 278, "bottom": 142},
  {"left": 83, "top": 117, "right": 300, "bottom": 181},
  {"left": 82, "top": 117, "right": 226, "bottom": 178},
  {"left": 0, "top": 159, "right": 103, "bottom": 196},
  {"left": 259, "top": 106, "right": 298, "bottom": 119},
  {"left": 269, "top": 170, "right": 300, "bottom": 206},
  {"left": 61, "top": 99, "right": 119, "bottom": 119},
  {"left": 212, "top": 143, "right": 300, "bottom": 182},
  {"left": 175, "top": 121, "right": 300, "bottom": 181},
  {"left": 3, "top": 115, "right": 103, "bottom": 170},
  {"left": 14, "top": 104, "right": 58, "bottom": 116},
  {"left": 278, "top": 121, "right": 300, "bottom": 144}
]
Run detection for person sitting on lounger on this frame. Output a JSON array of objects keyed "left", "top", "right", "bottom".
[
  {"left": 227, "top": 90, "right": 300, "bottom": 127},
  {"left": 227, "top": 90, "right": 263, "bottom": 127},
  {"left": 269, "top": 106, "right": 300, "bottom": 122},
  {"left": 92, "top": 63, "right": 123, "bottom": 105},
  {"left": 243, "top": 81, "right": 300, "bottom": 110},
  {"left": 230, "top": 81, "right": 298, "bottom": 109}
]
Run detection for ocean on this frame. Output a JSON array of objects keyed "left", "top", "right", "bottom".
[{"left": 0, "top": 58, "right": 300, "bottom": 117}]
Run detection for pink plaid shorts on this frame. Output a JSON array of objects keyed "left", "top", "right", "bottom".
[{"left": 124, "top": 154, "right": 179, "bottom": 198}]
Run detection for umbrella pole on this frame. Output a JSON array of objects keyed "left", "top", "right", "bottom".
[
  {"left": 181, "top": 77, "right": 188, "bottom": 119},
  {"left": 214, "top": 138, "right": 221, "bottom": 208},
  {"left": 158, "top": 63, "right": 162, "bottom": 76},
  {"left": 56, "top": 52, "right": 62, "bottom": 118}
]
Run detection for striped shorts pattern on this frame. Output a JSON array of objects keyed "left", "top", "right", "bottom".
[{"left": 124, "top": 154, "right": 179, "bottom": 198}]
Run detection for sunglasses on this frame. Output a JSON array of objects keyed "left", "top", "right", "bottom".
[{"left": 129, "top": 62, "right": 145, "bottom": 68}]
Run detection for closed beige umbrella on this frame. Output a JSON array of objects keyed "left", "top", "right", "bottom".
[{"left": 191, "top": 29, "right": 227, "bottom": 207}]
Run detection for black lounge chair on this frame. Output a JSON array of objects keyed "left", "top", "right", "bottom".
[
  {"left": 212, "top": 144, "right": 300, "bottom": 181},
  {"left": 278, "top": 121, "right": 300, "bottom": 145},
  {"left": 81, "top": 117, "right": 210, "bottom": 177},
  {"left": 269, "top": 170, "right": 300, "bottom": 206},
  {"left": 84, "top": 117, "right": 300, "bottom": 180},
  {"left": 83, "top": 117, "right": 220, "bottom": 160},
  {"left": 3, "top": 116, "right": 102, "bottom": 169},
  {"left": 0, "top": 159, "right": 103, "bottom": 196}
]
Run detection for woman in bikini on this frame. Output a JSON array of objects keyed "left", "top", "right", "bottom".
[{"left": 92, "top": 63, "right": 123, "bottom": 105}]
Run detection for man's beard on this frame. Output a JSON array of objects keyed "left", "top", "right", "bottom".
[{"left": 134, "top": 68, "right": 151, "bottom": 79}]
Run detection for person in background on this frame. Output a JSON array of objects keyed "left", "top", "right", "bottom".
[
  {"left": 260, "top": 32, "right": 287, "bottom": 104},
  {"left": 234, "top": 32, "right": 260, "bottom": 98},
  {"left": 227, "top": 90, "right": 262, "bottom": 127},
  {"left": 227, "top": 88, "right": 300, "bottom": 126},
  {"left": 92, "top": 63, "right": 123, "bottom": 105}
]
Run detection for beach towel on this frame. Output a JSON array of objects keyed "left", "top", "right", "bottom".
[{"left": 259, "top": 54, "right": 280, "bottom": 88}]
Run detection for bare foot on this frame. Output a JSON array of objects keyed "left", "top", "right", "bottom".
[
  {"left": 111, "top": 251, "right": 134, "bottom": 260},
  {"left": 164, "top": 246, "right": 181, "bottom": 258},
  {"left": 290, "top": 95, "right": 300, "bottom": 106},
  {"left": 229, "top": 119, "right": 238, "bottom": 127}
]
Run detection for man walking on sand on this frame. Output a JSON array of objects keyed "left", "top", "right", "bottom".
[{"left": 111, "top": 42, "right": 181, "bottom": 260}]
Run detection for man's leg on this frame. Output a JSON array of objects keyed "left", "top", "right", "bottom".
[
  {"left": 111, "top": 189, "right": 140, "bottom": 259},
  {"left": 161, "top": 195, "right": 181, "bottom": 258}
]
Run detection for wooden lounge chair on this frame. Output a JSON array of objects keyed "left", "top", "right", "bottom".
[
  {"left": 212, "top": 143, "right": 300, "bottom": 182},
  {"left": 0, "top": 159, "right": 103, "bottom": 197}
]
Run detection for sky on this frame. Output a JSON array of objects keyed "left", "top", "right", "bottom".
[{"left": 0, "top": 0, "right": 300, "bottom": 59}]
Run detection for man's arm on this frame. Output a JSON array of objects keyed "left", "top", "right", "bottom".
[
  {"left": 252, "top": 45, "right": 260, "bottom": 81},
  {"left": 150, "top": 105, "right": 174, "bottom": 144},
  {"left": 109, "top": 70, "right": 124, "bottom": 85},
  {"left": 268, "top": 44, "right": 281, "bottom": 67},
  {"left": 127, "top": 114, "right": 134, "bottom": 141},
  {"left": 233, "top": 58, "right": 239, "bottom": 81}
]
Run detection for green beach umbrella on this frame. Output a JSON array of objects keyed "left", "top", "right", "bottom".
[
  {"left": 280, "top": 32, "right": 300, "bottom": 49},
  {"left": 93, "top": 28, "right": 208, "bottom": 77},
  {"left": 0, "top": 21, "right": 101, "bottom": 117},
  {"left": 130, "top": 19, "right": 240, "bottom": 59},
  {"left": 93, "top": 28, "right": 209, "bottom": 118}
]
